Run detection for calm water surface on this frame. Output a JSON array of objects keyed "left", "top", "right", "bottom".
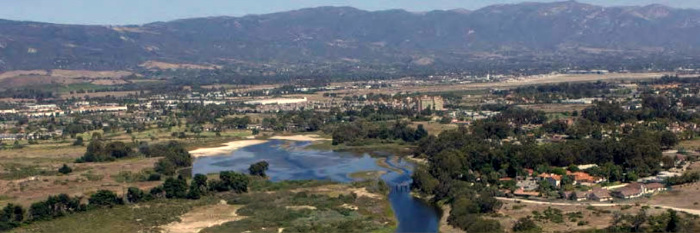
[{"left": 193, "top": 140, "right": 441, "bottom": 233}]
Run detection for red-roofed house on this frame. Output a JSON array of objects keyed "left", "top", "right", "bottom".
[
  {"left": 538, "top": 173, "right": 562, "bottom": 188},
  {"left": 566, "top": 171, "right": 606, "bottom": 185}
]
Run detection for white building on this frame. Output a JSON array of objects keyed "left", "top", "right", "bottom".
[{"left": 244, "top": 97, "right": 308, "bottom": 105}]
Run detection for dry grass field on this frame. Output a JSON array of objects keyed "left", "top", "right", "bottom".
[
  {"left": 0, "top": 142, "right": 162, "bottom": 206},
  {"left": 648, "top": 182, "right": 700, "bottom": 210},
  {"left": 0, "top": 123, "right": 256, "bottom": 206},
  {"left": 498, "top": 199, "right": 666, "bottom": 232},
  {"left": 59, "top": 90, "right": 144, "bottom": 99},
  {"left": 0, "top": 69, "right": 133, "bottom": 89}
]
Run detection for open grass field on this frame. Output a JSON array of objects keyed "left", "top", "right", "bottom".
[
  {"left": 12, "top": 198, "right": 218, "bottom": 233},
  {"left": 648, "top": 182, "right": 700, "bottom": 211},
  {"left": 497, "top": 199, "right": 668, "bottom": 232},
  {"left": 0, "top": 69, "right": 133, "bottom": 89},
  {"left": 0, "top": 125, "right": 255, "bottom": 206},
  {"left": 0, "top": 155, "right": 162, "bottom": 206},
  {"left": 677, "top": 138, "right": 700, "bottom": 151}
]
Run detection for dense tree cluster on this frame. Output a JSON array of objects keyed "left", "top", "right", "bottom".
[
  {"left": 503, "top": 82, "right": 614, "bottom": 103},
  {"left": 76, "top": 140, "right": 134, "bottom": 162},
  {"left": 330, "top": 120, "right": 428, "bottom": 145},
  {"left": 77, "top": 140, "right": 192, "bottom": 176},
  {"left": 150, "top": 141, "right": 193, "bottom": 176}
]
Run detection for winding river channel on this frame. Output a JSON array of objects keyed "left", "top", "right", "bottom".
[{"left": 192, "top": 140, "right": 441, "bottom": 233}]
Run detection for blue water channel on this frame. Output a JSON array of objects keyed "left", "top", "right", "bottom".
[{"left": 192, "top": 140, "right": 441, "bottom": 233}]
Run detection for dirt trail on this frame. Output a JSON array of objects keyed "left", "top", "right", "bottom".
[{"left": 497, "top": 197, "right": 700, "bottom": 215}]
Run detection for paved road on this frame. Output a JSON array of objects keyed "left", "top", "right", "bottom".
[{"left": 497, "top": 197, "right": 700, "bottom": 215}]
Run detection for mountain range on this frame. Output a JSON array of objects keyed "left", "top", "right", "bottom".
[{"left": 1, "top": 1, "right": 700, "bottom": 73}]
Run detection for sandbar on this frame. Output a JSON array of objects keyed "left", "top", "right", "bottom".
[
  {"left": 269, "top": 134, "right": 330, "bottom": 141},
  {"left": 189, "top": 140, "right": 268, "bottom": 158}
]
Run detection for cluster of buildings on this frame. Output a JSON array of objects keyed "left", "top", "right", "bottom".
[
  {"left": 0, "top": 103, "right": 130, "bottom": 118},
  {"left": 611, "top": 182, "right": 667, "bottom": 199},
  {"left": 244, "top": 97, "right": 308, "bottom": 106},
  {"left": 510, "top": 166, "right": 668, "bottom": 203}
]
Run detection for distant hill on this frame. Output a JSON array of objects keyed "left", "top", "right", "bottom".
[{"left": 1, "top": 1, "right": 700, "bottom": 73}]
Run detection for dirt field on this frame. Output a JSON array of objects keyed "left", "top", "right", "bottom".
[
  {"left": 0, "top": 156, "right": 161, "bottom": 206},
  {"left": 498, "top": 199, "right": 665, "bottom": 232},
  {"left": 648, "top": 182, "right": 700, "bottom": 210},
  {"left": 161, "top": 203, "right": 245, "bottom": 233},
  {"left": 0, "top": 69, "right": 133, "bottom": 89},
  {"left": 0, "top": 139, "right": 165, "bottom": 206}
]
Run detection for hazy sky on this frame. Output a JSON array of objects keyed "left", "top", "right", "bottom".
[{"left": 1, "top": 0, "right": 698, "bottom": 25}]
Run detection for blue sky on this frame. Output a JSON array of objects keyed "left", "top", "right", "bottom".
[{"left": 0, "top": 0, "right": 697, "bottom": 25}]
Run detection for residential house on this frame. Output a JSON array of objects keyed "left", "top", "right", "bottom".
[
  {"left": 611, "top": 183, "right": 645, "bottom": 199},
  {"left": 644, "top": 183, "right": 666, "bottom": 194},
  {"left": 0, "top": 134, "right": 20, "bottom": 141},
  {"left": 538, "top": 173, "right": 562, "bottom": 188},
  {"left": 567, "top": 171, "right": 606, "bottom": 185},
  {"left": 572, "top": 191, "right": 588, "bottom": 202},
  {"left": 513, "top": 188, "right": 540, "bottom": 197},
  {"left": 588, "top": 188, "right": 613, "bottom": 202}
]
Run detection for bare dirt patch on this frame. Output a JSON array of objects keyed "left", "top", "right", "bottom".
[
  {"left": 269, "top": 134, "right": 330, "bottom": 142},
  {"left": 161, "top": 202, "right": 245, "bottom": 233},
  {"left": 648, "top": 182, "right": 700, "bottom": 211},
  {"left": 189, "top": 140, "right": 268, "bottom": 158},
  {"left": 286, "top": 205, "right": 317, "bottom": 210},
  {"left": 290, "top": 184, "right": 383, "bottom": 199},
  {"left": 0, "top": 70, "right": 48, "bottom": 80}
]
